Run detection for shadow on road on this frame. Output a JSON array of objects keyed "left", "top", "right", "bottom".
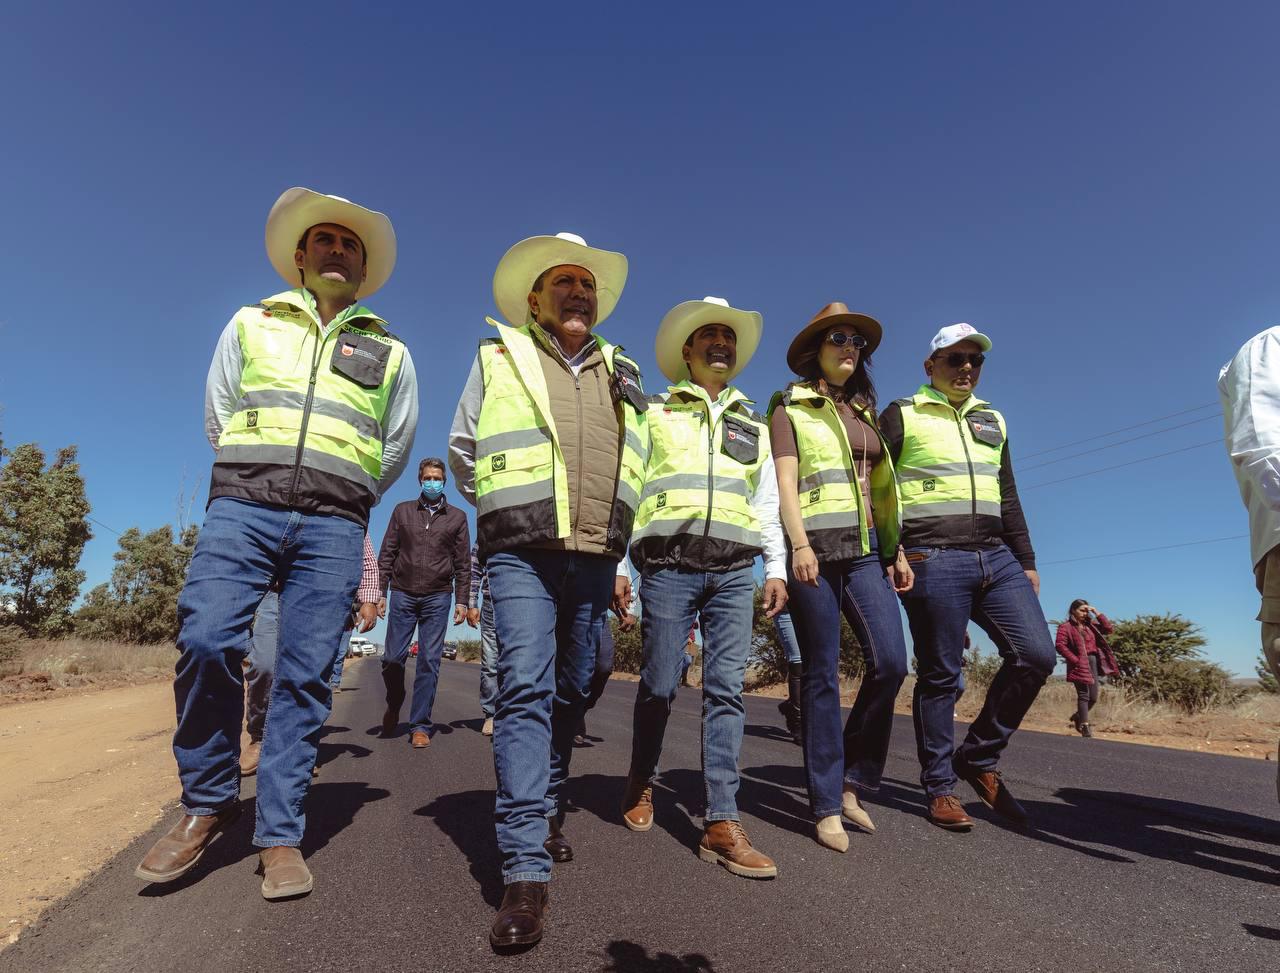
[
  {"left": 447, "top": 717, "right": 486, "bottom": 733},
  {"left": 300, "top": 781, "right": 391, "bottom": 857},
  {"left": 742, "top": 721, "right": 796, "bottom": 746},
  {"left": 1243, "top": 923, "right": 1280, "bottom": 941},
  {"left": 414, "top": 789, "right": 505, "bottom": 907},
  {"left": 1021, "top": 789, "right": 1280, "bottom": 884},
  {"left": 600, "top": 940, "right": 716, "bottom": 972}
]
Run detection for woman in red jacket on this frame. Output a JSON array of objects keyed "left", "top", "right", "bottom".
[{"left": 1055, "top": 600, "right": 1119, "bottom": 738}]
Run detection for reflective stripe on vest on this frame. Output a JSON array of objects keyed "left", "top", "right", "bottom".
[
  {"left": 212, "top": 289, "right": 404, "bottom": 522},
  {"left": 473, "top": 319, "right": 648, "bottom": 557},
  {"left": 630, "top": 382, "right": 765, "bottom": 572},
  {"left": 769, "top": 383, "right": 901, "bottom": 562},
  {"left": 894, "top": 384, "right": 1005, "bottom": 538}
]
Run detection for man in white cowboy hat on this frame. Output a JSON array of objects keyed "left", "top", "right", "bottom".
[
  {"left": 617, "top": 296, "right": 787, "bottom": 879},
  {"left": 135, "top": 188, "right": 418, "bottom": 899},
  {"left": 448, "top": 232, "right": 649, "bottom": 949}
]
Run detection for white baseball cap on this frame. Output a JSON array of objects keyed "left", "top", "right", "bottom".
[{"left": 929, "top": 322, "right": 992, "bottom": 354}]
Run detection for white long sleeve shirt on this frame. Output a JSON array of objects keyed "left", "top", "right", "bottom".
[{"left": 1219, "top": 326, "right": 1280, "bottom": 568}]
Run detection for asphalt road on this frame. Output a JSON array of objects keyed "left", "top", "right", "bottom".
[{"left": 8, "top": 659, "right": 1280, "bottom": 973}]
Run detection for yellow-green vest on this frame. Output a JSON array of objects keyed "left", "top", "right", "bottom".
[
  {"left": 473, "top": 319, "right": 648, "bottom": 558},
  {"left": 893, "top": 384, "right": 1006, "bottom": 548},
  {"left": 631, "top": 381, "right": 767, "bottom": 573},
  {"left": 211, "top": 288, "right": 406, "bottom": 527},
  {"left": 769, "top": 383, "right": 901, "bottom": 562}
]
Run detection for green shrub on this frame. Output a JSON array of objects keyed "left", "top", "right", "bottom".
[
  {"left": 454, "top": 639, "right": 481, "bottom": 663},
  {"left": 1256, "top": 652, "right": 1278, "bottom": 694},
  {"left": 611, "top": 617, "right": 644, "bottom": 675},
  {"left": 1108, "top": 613, "right": 1244, "bottom": 713},
  {"left": 0, "top": 624, "right": 25, "bottom": 671},
  {"left": 962, "top": 640, "right": 1002, "bottom": 691}
]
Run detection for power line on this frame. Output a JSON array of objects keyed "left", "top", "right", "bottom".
[
  {"left": 1020, "top": 401, "right": 1220, "bottom": 461},
  {"left": 88, "top": 516, "right": 121, "bottom": 537},
  {"left": 1023, "top": 438, "right": 1221, "bottom": 490},
  {"left": 1020, "top": 413, "right": 1222, "bottom": 472},
  {"left": 1040, "top": 534, "right": 1247, "bottom": 566}
]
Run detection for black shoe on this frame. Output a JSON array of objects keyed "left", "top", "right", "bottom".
[
  {"left": 777, "top": 698, "right": 802, "bottom": 746},
  {"left": 490, "top": 881, "right": 548, "bottom": 949},
  {"left": 543, "top": 815, "right": 573, "bottom": 863},
  {"left": 1080, "top": 722, "right": 1093, "bottom": 738}
]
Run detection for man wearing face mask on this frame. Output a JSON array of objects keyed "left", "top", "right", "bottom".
[{"left": 377, "top": 457, "right": 471, "bottom": 747}]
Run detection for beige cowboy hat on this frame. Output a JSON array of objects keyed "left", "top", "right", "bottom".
[
  {"left": 655, "top": 296, "right": 763, "bottom": 383},
  {"left": 492, "top": 232, "right": 628, "bottom": 327},
  {"left": 265, "top": 187, "right": 397, "bottom": 298},
  {"left": 785, "top": 301, "right": 883, "bottom": 374}
]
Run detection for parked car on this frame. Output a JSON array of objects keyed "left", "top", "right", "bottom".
[
  {"left": 442, "top": 642, "right": 458, "bottom": 660},
  {"left": 409, "top": 640, "right": 418, "bottom": 657}
]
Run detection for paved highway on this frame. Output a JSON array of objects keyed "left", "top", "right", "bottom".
[{"left": 8, "top": 659, "right": 1279, "bottom": 972}]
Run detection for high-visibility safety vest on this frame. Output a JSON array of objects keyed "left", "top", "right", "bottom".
[
  {"left": 769, "top": 383, "right": 901, "bottom": 562},
  {"left": 631, "top": 381, "right": 768, "bottom": 573},
  {"left": 473, "top": 319, "right": 649, "bottom": 558},
  {"left": 893, "top": 383, "right": 1007, "bottom": 549},
  {"left": 210, "top": 288, "right": 406, "bottom": 528}
]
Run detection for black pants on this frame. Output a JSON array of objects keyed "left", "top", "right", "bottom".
[{"left": 1075, "top": 655, "right": 1102, "bottom": 725}]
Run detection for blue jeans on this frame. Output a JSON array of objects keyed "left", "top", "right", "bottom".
[
  {"left": 244, "top": 589, "right": 280, "bottom": 742},
  {"left": 773, "top": 610, "right": 802, "bottom": 665},
  {"left": 487, "top": 549, "right": 615, "bottom": 884},
  {"left": 479, "top": 597, "right": 499, "bottom": 718},
  {"left": 786, "top": 532, "right": 908, "bottom": 818},
  {"left": 173, "top": 498, "right": 361, "bottom": 847},
  {"left": 331, "top": 626, "right": 355, "bottom": 688},
  {"left": 586, "top": 617, "right": 616, "bottom": 711},
  {"left": 900, "top": 544, "right": 1055, "bottom": 798},
  {"left": 629, "top": 566, "right": 754, "bottom": 821},
  {"left": 382, "top": 589, "right": 452, "bottom": 734}
]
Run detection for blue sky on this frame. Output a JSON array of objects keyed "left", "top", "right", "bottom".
[{"left": 2, "top": 2, "right": 1278, "bottom": 675}]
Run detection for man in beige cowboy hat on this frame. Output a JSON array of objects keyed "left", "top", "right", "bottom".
[
  {"left": 135, "top": 187, "right": 418, "bottom": 900},
  {"left": 618, "top": 296, "right": 787, "bottom": 879},
  {"left": 449, "top": 232, "right": 649, "bottom": 949}
]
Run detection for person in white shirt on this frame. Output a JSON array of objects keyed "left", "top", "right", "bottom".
[
  {"left": 1219, "top": 327, "right": 1280, "bottom": 800},
  {"left": 617, "top": 297, "right": 786, "bottom": 879}
]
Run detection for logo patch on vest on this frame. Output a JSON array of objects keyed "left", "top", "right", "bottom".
[
  {"left": 809, "top": 488, "right": 821, "bottom": 504},
  {"left": 656, "top": 493, "right": 667, "bottom": 509},
  {"left": 341, "top": 344, "right": 355, "bottom": 357},
  {"left": 492, "top": 454, "right": 506, "bottom": 472},
  {"left": 923, "top": 479, "right": 936, "bottom": 492},
  {"left": 246, "top": 410, "right": 258, "bottom": 428}
]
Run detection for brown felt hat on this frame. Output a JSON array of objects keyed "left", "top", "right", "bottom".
[{"left": 785, "top": 302, "right": 883, "bottom": 374}]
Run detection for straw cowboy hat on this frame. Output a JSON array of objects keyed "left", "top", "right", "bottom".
[
  {"left": 265, "top": 187, "right": 397, "bottom": 298},
  {"left": 785, "top": 302, "right": 883, "bottom": 374},
  {"left": 492, "top": 232, "right": 628, "bottom": 327},
  {"left": 654, "top": 296, "right": 763, "bottom": 383}
]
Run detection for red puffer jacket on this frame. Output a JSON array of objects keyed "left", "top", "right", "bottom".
[{"left": 1054, "top": 614, "right": 1119, "bottom": 685}]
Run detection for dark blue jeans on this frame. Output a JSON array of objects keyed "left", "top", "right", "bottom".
[
  {"left": 244, "top": 589, "right": 280, "bottom": 742},
  {"left": 586, "top": 617, "right": 616, "bottom": 711},
  {"left": 900, "top": 544, "right": 1055, "bottom": 798},
  {"left": 787, "top": 532, "right": 909, "bottom": 818},
  {"left": 630, "top": 566, "right": 755, "bottom": 821},
  {"left": 487, "top": 549, "right": 615, "bottom": 884},
  {"left": 173, "top": 498, "right": 361, "bottom": 847},
  {"left": 382, "top": 589, "right": 453, "bottom": 735},
  {"left": 479, "top": 597, "right": 499, "bottom": 718}
]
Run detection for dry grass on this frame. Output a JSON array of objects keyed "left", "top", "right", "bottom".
[{"left": 0, "top": 638, "right": 176, "bottom": 701}]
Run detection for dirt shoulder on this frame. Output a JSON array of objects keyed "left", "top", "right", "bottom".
[{"left": 0, "top": 681, "right": 180, "bottom": 946}]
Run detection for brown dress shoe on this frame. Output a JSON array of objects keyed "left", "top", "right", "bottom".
[
  {"left": 543, "top": 815, "right": 572, "bottom": 863},
  {"left": 620, "top": 775, "right": 654, "bottom": 832},
  {"left": 490, "top": 881, "right": 548, "bottom": 949},
  {"left": 697, "top": 821, "right": 777, "bottom": 879},
  {"left": 135, "top": 805, "right": 241, "bottom": 883},
  {"left": 381, "top": 706, "right": 400, "bottom": 737},
  {"left": 239, "top": 740, "right": 261, "bottom": 776},
  {"left": 411, "top": 729, "right": 431, "bottom": 748},
  {"left": 258, "top": 846, "right": 313, "bottom": 900},
  {"left": 954, "top": 760, "right": 1029, "bottom": 825},
  {"left": 927, "top": 794, "right": 974, "bottom": 831}
]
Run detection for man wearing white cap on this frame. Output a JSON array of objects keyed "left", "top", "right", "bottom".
[
  {"left": 879, "top": 324, "right": 1053, "bottom": 831},
  {"left": 135, "top": 188, "right": 418, "bottom": 899},
  {"left": 617, "top": 297, "right": 787, "bottom": 879},
  {"left": 449, "top": 232, "right": 649, "bottom": 949}
]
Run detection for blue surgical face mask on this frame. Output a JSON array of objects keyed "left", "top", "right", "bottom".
[{"left": 421, "top": 480, "right": 445, "bottom": 501}]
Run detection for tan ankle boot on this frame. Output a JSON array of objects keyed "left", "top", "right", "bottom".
[{"left": 698, "top": 821, "right": 777, "bottom": 878}]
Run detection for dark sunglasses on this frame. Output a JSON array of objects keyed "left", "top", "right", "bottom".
[
  {"left": 933, "top": 351, "right": 986, "bottom": 368},
  {"left": 824, "top": 331, "right": 868, "bottom": 350}
]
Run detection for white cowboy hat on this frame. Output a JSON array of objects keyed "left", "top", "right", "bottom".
[
  {"left": 492, "top": 232, "right": 628, "bottom": 327},
  {"left": 655, "top": 296, "right": 763, "bottom": 383},
  {"left": 265, "top": 187, "right": 397, "bottom": 298}
]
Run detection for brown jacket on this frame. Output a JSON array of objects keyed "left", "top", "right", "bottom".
[{"left": 529, "top": 327, "right": 623, "bottom": 557}]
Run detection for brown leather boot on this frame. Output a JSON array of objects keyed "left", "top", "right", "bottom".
[
  {"left": 697, "top": 821, "right": 777, "bottom": 879},
  {"left": 620, "top": 774, "right": 654, "bottom": 832},
  {"left": 490, "top": 881, "right": 549, "bottom": 949},
  {"left": 134, "top": 805, "right": 241, "bottom": 883},
  {"left": 927, "top": 794, "right": 974, "bottom": 831},
  {"left": 953, "top": 758, "right": 1029, "bottom": 825},
  {"left": 239, "top": 740, "right": 261, "bottom": 776},
  {"left": 258, "top": 846, "right": 313, "bottom": 900},
  {"left": 411, "top": 729, "right": 431, "bottom": 748},
  {"left": 543, "top": 815, "right": 573, "bottom": 863}
]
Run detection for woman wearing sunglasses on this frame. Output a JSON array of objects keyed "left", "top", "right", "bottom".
[{"left": 768, "top": 302, "right": 912, "bottom": 853}]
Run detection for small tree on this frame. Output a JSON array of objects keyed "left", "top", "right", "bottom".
[
  {"left": 610, "top": 615, "right": 645, "bottom": 675},
  {"left": 1108, "top": 613, "right": 1242, "bottom": 713},
  {"left": 75, "top": 524, "right": 199, "bottom": 643},
  {"left": 0, "top": 442, "right": 91, "bottom": 636},
  {"left": 1257, "top": 653, "right": 1279, "bottom": 694}
]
